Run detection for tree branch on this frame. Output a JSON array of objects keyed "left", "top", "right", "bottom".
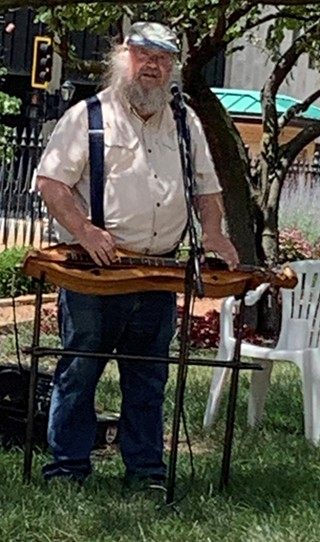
[
  {"left": 4, "top": 0, "right": 320, "bottom": 11},
  {"left": 271, "top": 10, "right": 316, "bottom": 23},
  {"left": 280, "top": 120, "right": 320, "bottom": 167},
  {"left": 278, "top": 89, "right": 320, "bottom": 130},
  {"left": 211, "top": 0, "right": 229, "bottom": 42},
  {"left": 247, "top": 0, "right": 320, "bottom": 4},
  {"left": 266, "top": 21, "right": 320, "bottom": 98},
  {"left": 237, "top": 11, "right": 283, "bottom": 34},
  {"left": 182, "top": 0, "right": 230, "bottom": 54},
  {"left": 0, "top": 0, "right": 147, "bottom": 10},
  {"left": 5, "top": 0, "right": 320, "bottom": 9},
  {"left": 185, "top": 4, "right": 259, "bottom": 72},
  {"left": 259, "top": 19, "right": 320, "bottom": 169},
  {"left": 55, "top": 41, "right": 105, "bottom": 74},
  {"left": 187, "top": 3, "right": 312, "bottom": 74},
  {"left": 236, "top": 8, "right": 315, "bottom": 36},
  {"left": 226, "top": 3, "right": 254, "bottom": 30}
]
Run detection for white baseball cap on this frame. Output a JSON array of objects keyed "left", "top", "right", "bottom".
[{"left": 125, "top": 21, "right": 179, "bottom": 54}]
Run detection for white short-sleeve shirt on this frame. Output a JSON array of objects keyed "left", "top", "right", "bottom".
[{"left": 37, "top": 87, "right": 221, "bottom": 254}]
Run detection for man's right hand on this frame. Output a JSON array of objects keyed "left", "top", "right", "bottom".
[
  {"left": 37, "top": 178, "right": 117, "bottom": 266},
  {"left": 76, "top": 223, "right": 117, "bottom": 266}
]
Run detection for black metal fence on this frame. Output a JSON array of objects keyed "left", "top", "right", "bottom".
[
  {"left": 283, "top": 152, "right": 320, "bottom": 189},
  {"left": 0, "top": 128, "right": 54, "bottom": 249},
  {"left": 1, "top": 133, "right": 320, "bottom": 249}
]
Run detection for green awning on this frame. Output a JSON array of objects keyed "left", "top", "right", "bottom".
[{"left": 211, "top": 88, "right": 320, "bottom": 120}]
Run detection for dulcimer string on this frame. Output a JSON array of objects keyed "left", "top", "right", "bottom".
[{"left": 59, "top": 246, "right": 272, "bottom": 276}]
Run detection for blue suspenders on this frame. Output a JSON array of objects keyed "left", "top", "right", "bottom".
[
  {"left": 85, "top": 95, "right": 179, "bottom": 256},
  {"left": 86, "top": 95, "right": 105, "bottom": 230}
]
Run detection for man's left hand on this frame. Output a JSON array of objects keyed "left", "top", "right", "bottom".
[{"left": 202, "top": 233, "right": 240, "bottom": 271}]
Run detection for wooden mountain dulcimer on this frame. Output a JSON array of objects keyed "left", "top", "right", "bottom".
[{"left": 21, "top": 243, "right": 298, "bottom": 298}]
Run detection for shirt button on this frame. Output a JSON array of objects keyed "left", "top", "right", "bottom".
[
  {"left": 154, "top": 174, "right": 158, "bottom": 179},
  {"left": 156, "top": 203, "right": 160, "bottom": 207},
  {"left": 148, "top": 149, "right": 152, "bottom": 153},
  {"left": 153, "top": 232, "right": 157, "bottom": 236}
]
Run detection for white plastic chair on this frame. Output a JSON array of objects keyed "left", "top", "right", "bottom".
[{"left": 203, "top": 259, "right": 320, "bottom": 444}]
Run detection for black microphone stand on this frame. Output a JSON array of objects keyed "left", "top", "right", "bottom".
[
  {"left": 170, "top": 84, "right": 204, "bottom": 298},
  {"left": 166, "top": 85, "right": 204, "bottom": 504}
]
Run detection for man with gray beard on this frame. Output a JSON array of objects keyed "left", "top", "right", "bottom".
[{"left": 36, "top": 21, "right": 239, "bottom": 487}]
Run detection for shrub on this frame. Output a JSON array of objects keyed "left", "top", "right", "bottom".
[
  {"left": 279, "top": 182, "right": 320, "bottom": 244},
  {"left": 41, "top": 306, "right": 59, "bottom": 335},
  {"left": 176, "top": 306, "right": 276, "bottom": 349},
  {"left": 0, "top": 89, "right": 21, "bottom": 160},
  {"left": 0, "top": 246, "right": 55, "bottom": 298},
  {"left": 278, "top": 227, "right": 318, "bottom": 263}
]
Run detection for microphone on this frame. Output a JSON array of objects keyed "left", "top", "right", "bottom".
[
  {"left": 170, "top": 82, "right": 186, "bottom": 111},
  {"left": 170, "top": 82, "right": 181, "bottom": 97}
]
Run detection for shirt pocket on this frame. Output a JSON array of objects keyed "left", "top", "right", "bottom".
[
  {"left": 156, "top": 131, "right": 183, "bottom": 182},
  {"left": 160, "top": 130, "right": 179, "bottom": 152},
  {"left": 104, "top": 143, "right": 137, "bottom": 176}
]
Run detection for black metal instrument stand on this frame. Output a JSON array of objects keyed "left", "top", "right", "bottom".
[
  {"left": 23, "top": 271, "right": 262, "bottom": 506},
  {"left": 166, "top": 259, "right": 250, "bottom": 502},
  {"left": 23, "top": 273, "right": 44, "bottom": 480}
]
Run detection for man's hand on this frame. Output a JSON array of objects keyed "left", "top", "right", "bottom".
[
  {"left": 37, "top": 178, "right": 117, "bottom": 266},
  {"left": 77, "top": 223, "right": 117, "bottom": 266},
  {"left": 202, "top": 232, "right": 239, "bottom": 271},
  {"left": 194, "top": 193, "right": 240, "bottom": 271}
]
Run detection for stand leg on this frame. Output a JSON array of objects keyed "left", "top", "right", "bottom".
[
  {"left": 166, "top": 263, "right": 194, "bottom": 504},
  {"left": 219, "top": 296, "right": 245, "bottom": 491},
  {"left": 23, "top": 275, "right": 44, "bottom": 482}
]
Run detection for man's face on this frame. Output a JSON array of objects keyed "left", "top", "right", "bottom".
[{"left": 128, "top": 45, "right": 174, "bottom": 89}]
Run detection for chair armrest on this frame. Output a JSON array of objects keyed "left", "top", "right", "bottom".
[
  {"left": 219, "top": 296, "right": 238, "bottom": 344},
  {"left": 245, "top": 283, "right": 270, "bottom": 306},
  {"left": 219, "top": 283, "right": 270, "bottom": 345}
]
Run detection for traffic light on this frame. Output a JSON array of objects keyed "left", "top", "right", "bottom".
[{"left": 31, "top": 36, "right": 53, "bottom": 89}]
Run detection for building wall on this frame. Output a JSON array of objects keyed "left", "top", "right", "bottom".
[{"left": 235, "top": 120, "right": 315, "bottom": 160}]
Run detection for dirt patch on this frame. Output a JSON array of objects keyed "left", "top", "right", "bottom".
[
  {"left": 0, "top": 304, "right": 34, "bottom": 327},
  {"left": 177, "top": 294, "right": 221, "bottom": 316},
  {"left": 0, "top": 295, "right": 57, "bottom": 328}
]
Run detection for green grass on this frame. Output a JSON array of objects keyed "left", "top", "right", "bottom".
[{"left": 1, "top": 323, "right": 320, "bottom": 541}]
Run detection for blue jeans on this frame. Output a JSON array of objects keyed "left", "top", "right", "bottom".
[{"left": 42, "top": 289, "right": 176, "bottom": 481}]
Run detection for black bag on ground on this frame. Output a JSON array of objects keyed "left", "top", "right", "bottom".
[{"left": 0, "top": 364, "right": 119, "bottom": 449}]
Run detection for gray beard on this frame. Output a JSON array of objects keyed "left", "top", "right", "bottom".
[{"left": 123, "top": 80, "right": 170, "bottom": 116}]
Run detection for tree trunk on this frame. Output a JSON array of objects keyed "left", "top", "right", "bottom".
[
  {"left": 182, "top": 65, "right": 259, "bottom": 327},
  {"left": 184, "top": 81, "right": 258, "bottom": 266},
  {"left": 254, "top": 148, "right": 284, "bottom": 266},
  {"left": 254, "top": 155, "right": 282, "bottom": 333}
]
